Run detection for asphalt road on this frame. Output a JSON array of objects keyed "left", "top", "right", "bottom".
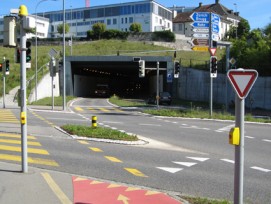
[{"left": 1, "top": 98, "right": 271, "bottom": 203}]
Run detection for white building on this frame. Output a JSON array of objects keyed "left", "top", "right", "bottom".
[{"left": 37, "top": 0, "right": 173, "bottom": 38}]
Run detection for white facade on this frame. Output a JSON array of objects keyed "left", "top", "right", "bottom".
[{"left": 39, "top": 0, "right": 172, "bottom": 38}]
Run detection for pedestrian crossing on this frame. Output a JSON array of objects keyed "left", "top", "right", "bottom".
[
  {"left": 0, "top": 132, "right": 59, "bottom": 167},
  {"left": 0, "top": 109, "right": 19, "bottom": 123},
  {"left": 74, "top": 106, "right": 125, "bottom": 113}
]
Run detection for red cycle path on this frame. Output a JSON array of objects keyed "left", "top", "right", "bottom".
[{"left": 73, "top": 176, "right": 182, "bottom": 204}]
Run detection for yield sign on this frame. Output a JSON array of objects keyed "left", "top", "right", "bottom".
[
  {"left": 227, "top": 69, "right": 258, "bottom": 99},
  {"left": 209, "top": 48, "right": 217, "bottom": 56}
]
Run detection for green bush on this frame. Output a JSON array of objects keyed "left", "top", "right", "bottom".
[{"left": 152, "top": 30, "right": 176, "bottom": 42}]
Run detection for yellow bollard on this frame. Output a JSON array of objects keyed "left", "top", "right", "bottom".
[{"left": 92, "top": 116, "right": 97, "bottom": 128}]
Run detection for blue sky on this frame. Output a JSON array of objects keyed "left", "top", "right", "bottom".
[{"left": 1, "top": 0, "right": 270, "bottom": 30}]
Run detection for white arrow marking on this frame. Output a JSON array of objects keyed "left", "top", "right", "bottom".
[
  {"left": 187, "top": 157, "right": 209, "bottom": 162},
  {"left": 173, "top": 162, "right": 197, "bottom": 167},
  {"left": 221, "top": 159, "right": 235, "bottom": 164},
  {"left": 250, "top": 166, "right": 271, "bottom": 173},
  {"left": 156, "top": 167, "right": 183, "bottom": 173}
]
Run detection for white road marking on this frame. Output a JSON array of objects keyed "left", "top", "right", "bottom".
[
  {"left": 187, "top": 157, "right": 209, "bottom": 162},
  {"left": 103, "top": 121, "right": 123, "bottom": 124},
  {"left": 216, "top": 124, "right": 234, "bottom": 132},
  {"left": 139, "top": 124, "right": 161, "bottom": 127},
  {"left": 220, "top": 159, "right": 235, "bottom": 164},
  {"left": 173, "top": 162, "right": 197, "bottom": 167},
  {"left": 250, "top": 166, "right": 271, "bottom": 173},
  {"left": 47, "top": 117, "right": 86, "bottom": 122},
  {"left": 263, "top": 139, "right": 271, "bottom": 143},
  {"left": 245, "top": 136, "right": 254, "bottom": 139},
  {"left": 156, "top": 167, "right": 183, "bottom": 173}
]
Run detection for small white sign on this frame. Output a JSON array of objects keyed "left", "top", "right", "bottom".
[{"left": 193, "top": 33, "right": 209, "bottom": 38}]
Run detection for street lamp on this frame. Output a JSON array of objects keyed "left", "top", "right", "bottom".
[
  {"left": 35, "top": 0, "right": 58, "bottom": 101},
  {"left": 234, "top": 3, "right": 238, "bottom": 39}
]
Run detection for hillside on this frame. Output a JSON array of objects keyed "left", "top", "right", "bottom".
[{"left": 0, "top": 39, "right": 224, "bottom": 97}]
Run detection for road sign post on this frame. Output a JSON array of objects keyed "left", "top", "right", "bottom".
[{"left": 227, "top": 69, "right": 258, "bottom": 204}]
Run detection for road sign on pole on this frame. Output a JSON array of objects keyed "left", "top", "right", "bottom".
[
  {"left": 190, "top": 12, "right": 210, "bottom": 22},
  {"left": 227, "top": 69, "right": 258, "bottom": 99}
]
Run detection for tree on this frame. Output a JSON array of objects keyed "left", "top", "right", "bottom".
[
  {"left": 129, "top": 23, "right": 142, "bottom": 33},
  {"left": 237, "top": 19, "right": 250, "bottom": 38},
  {"left": 92, "top": 23, "right": 106, "bottom": 39},
  {"left": 57, "top": 23, "right": 70, "bottom": 34},
  {"left": 263, "top": 23, "right": 271, "bottom": 36}
]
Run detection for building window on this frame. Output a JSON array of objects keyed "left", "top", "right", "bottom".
[
  {"left": 125, "top": 17, "right": 127, "bottom": 24},
  {"left": 113, "top": 18, "right": 117, "bottom": 25},
  {"left": 107, "top": 19, "right": 111, "bottom": 25},
  {"left": 178, "top": 24, "right": 182, "bottom": 31},
  {"left": 129, "top": 17, "right": 133, "bottom": 23},
  {"left": 121, "top": 18, "right": 124, "bottom": 24}
]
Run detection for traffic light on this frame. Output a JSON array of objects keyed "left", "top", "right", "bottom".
[
  {"left": 174, "top": 61, "right": 180, "bottom": 74},
  {"left": 26, "top": 41, "right": 31, "bottom": 62},
  {"left": 210, "top": 56, "right": 217, "bottom": 78},
  {"left": 5, "top": 60, "right": 10, "bottom": 75},
  {"left": 16, "top": 48, "right": 21, "bottom": 63},
  {"left": 0, "top": 63, "right": 2, "bottom": 72},
  {"left": 138, "top": 60, "right": 145, "bottom": 77}
]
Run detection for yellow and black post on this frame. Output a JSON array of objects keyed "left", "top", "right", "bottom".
[{"left": 92, "top": 116, "right": 97, "bottom": 128}]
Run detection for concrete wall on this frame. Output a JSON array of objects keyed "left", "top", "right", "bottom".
[{"left": 177, "top": 68, "right": 271, "bottom": 110}]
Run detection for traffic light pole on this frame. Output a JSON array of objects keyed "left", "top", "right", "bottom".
[
  {"left": 20, "top": 11, "right": 28, "bottom": 173},
  {"left": 2, "top": 58, "right": 6, "bottom": 108},
  {"left": 209, "top": 12, "right": 213, "bottom": 117}
]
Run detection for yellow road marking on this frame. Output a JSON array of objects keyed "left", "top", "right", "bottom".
[
  {"left": 90, "top": 180, "right": 104, "bottom": 185},
  {"left": 107, "top": 184, "right": 122, "bottom": 188},
  {"left": 0, "top": 133, "right": 36, "bottom": 140},
  {"left": 0, "top": 145, "right": 49, "bottom": 155},
  {"left": 99, "top": 108, "right": 110, "bottom": 112},
  {"left": 87, "top": 107, "right": 96, "bottom": 112},
  {"left": 78, "top": 140, "right": 89, "bottom": 145},
  {"left": 125, "top": 187, "right": 141, "bottom": 191},
  {"left": 41, "top": 172, "right": 72, "bottom": 204},
  {"left": 105, "top": 156, "right": 123, "bottom": 163},
  {"left": 89, "top": 147, "right": 103, "bottom": 152},
  {"left": 124, "top": 168, "right": 148, "bottom": 177},
  {"left": 0, "top": 154, "right": 59, "bottom": 166},
  {"left": 0, "top": 139, "right": 41, "bottom": 146},
  {"left": 75, "top": 107, "right": 83, "bottom": 111},
  {"left": 145, "top": 190, "right": 161, "bottom": 196},
  {"left": 113, "top": 108, "right": 123, "bottom": 112}
]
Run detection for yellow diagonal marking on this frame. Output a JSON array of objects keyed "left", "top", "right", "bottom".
[
  {"left": 87, "top": 107, "right": 97, "bottom": 112},
  {"left": 124, "top": 168, "right": 148, "bottom": 178},
  {"left": 107, "top": 184, "right": 122, "bottom": 188},
  {"left": 75, "top": 107, "right": 83, "bottom": 111},
  {"left": 113, "top": 108, "right": 123, "bottom": 112},
  {"left": 99, "top": 108, "right": 110, "bottom": 112},
  {"left": 78, "top": 140, "right": 89, "bottom": 145},
  {"left": 0, "top": 145, "right": 49, "bottom": 155},
  {"left": 0, "top": 133, "right": 36, "bottom": 140},
  {"left": 125, "top": 187, "right": 141, "bottom": 191},
  {"left": 41, "top": 172, "right": 72, "bottom": 204},
  {"left": 73, "top": 177, "right": 88, "bottom": 182},
  {"left": 0, "top": 154, "right": 59, "bottom": 166},
  {"left": 105, "top": 156, "right": 122, "bottom": 163},
  {"left": 0, "top": 139, "right": 41, "bottom": 146},
  {"left": 90, "top": 180, "right": 104, "bottom": 185},
  {"left": 89, "top": 147, "right": 103, "bottom": 152},
  {"left": 145, "top": 190, "right": 161, "bottom": 196}
]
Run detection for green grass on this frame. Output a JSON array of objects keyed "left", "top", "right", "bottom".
[
  {"left": 30, "top": 96, "right": 75, "bottom": 106},
  {"left": 61, "top": 124, "right": 138, "bottom": 141},
  {"left": 181, "top": 196, "right": 230, "bottom": 204}
]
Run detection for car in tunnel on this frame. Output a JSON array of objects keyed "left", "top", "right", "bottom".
[
  {"left": 94, "top": 84, "right": 110, "bottom": 97},
  {"left": 147, "top": 92, "right": 172, "bottom": 105}
]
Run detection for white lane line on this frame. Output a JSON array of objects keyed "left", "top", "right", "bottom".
[
  {"left": 102, "top": 121, "right": 123, "bottom": 124},
  {"left": 263, "top": 139, "right": 271, "bottom": 143},
  {"left": 221, "top": 159, "right": 235, "bottom": 164},
  {"left": 245, "top": 136, "right": 255, "bottom": 139},
  {"left": 216, "top": 124, "right": 234, "bottom": 133},
  {"left": 139, "top": 124, "right": 161, "bottom": 127},
  {"left": 250, "top": 166, "right": 271, "bottom": 173},
  {"left": 47, "top": 118, "right": 86, "bottom": 122}
]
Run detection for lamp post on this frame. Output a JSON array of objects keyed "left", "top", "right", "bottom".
[
  {"left": 35, "top": 0, "right": 57, "bottom": 101},
  {"left": 234, "top": 3, "right": 238, "bottom": 39},
  {"left": 62, "top": 0, "right": 66, "bottom": 111}
]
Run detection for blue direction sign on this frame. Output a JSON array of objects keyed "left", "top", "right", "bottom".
[
  {"left": 211, "top": 13, "right": 220, "bottom": 24},
  {"left": 191, "top": 22, "right": 209, "bottom": 28},
  {"left": 190, "top": 12, "right": 210, "bottom": 22},
  {"left": 212, "top": 24, "right": 219, "bottom": 33}
]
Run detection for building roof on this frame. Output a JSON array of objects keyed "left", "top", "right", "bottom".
[{"left": 173, "top": 1, "right": 242, "bottom": 23}]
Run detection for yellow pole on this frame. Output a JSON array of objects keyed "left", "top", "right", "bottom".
[{"left": 92, "top": 116, "right": 97, "bottom": 128}]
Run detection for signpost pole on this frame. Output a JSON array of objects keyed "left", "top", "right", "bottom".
[
  {"left": 234, "top": 96, "right": 244, "bottom": 204},
  {"left": 209, "top": 12, "right": 213, "bottom": 117},
  {"left": 156, "top": 61, "right": 160, "bottom": 109}
]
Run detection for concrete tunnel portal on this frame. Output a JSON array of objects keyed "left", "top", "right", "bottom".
[{"left": 63, "top": 56, "right": 173, "bottom": 98}]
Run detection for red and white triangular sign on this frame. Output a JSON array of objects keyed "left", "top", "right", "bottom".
[
  {"left": 227, "top": 69, "right": 258, "bottom": 99},
  {"left": 209, "top": 48, "right": 217, "bottom": 56}
]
